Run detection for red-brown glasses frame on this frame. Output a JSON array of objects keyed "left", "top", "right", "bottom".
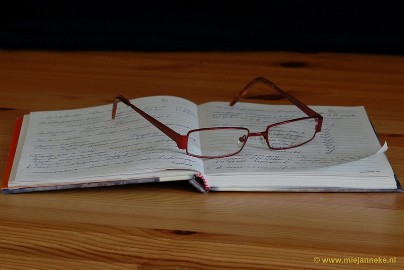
[{"left": 112, "top": 77, "right": 323, "bottom": 158}]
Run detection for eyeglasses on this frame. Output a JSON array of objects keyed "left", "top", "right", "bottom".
[{"left": 112, "top": 77, "right": 323, "bottom": 158}]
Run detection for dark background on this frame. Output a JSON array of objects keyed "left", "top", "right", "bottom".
[{"left": 1, "top": 1, "right": 403, "bottom": 54}]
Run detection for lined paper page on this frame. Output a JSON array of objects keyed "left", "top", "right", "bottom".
[
  {"left": 12, "top": 96, "right": 203, "bottom": 184},
  {"left": 198, "top": 102, "right": 385, "bottom": 174}
]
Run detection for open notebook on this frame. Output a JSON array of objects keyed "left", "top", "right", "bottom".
[{"left": 2, "top": 95, "right": 400, "bottom": 193}]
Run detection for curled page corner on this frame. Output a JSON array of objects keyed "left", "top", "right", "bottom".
[{"left": 377, "top": 142, "right": 388, "bottom": 154}]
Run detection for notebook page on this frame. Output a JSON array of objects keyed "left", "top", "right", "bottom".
[
  {"left": 12, "top": 96, "right": 203, "bottom": 184},
  {"left": 197, "top": 102, "right": 385, "bottom": 174}
]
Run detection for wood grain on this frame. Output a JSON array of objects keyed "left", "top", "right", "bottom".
[{"left": 1, "top": 51, "right": 403, "bottom": 269}]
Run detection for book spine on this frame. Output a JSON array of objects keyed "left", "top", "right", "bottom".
[{"left": 189, "top": 173, "right": 210, "bottom": 193}]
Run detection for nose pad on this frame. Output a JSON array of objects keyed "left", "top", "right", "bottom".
[
  {"left": 238, "top": 135, "right": 247, "bottom": 148},
  {"left": 260, "top": 136, "right": 267, "bottom": 145}
]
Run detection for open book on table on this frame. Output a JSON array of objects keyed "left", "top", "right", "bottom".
[{"left": 2, "top": 78, "right": 401, "bottom": 193}]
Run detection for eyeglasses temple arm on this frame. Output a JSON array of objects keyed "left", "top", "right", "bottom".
[
  {"left": 230, "top": 77, "right": 323, "bottom": 131},
  {"left": 112, "top": 95, "right": 188, "bottom": 149}
]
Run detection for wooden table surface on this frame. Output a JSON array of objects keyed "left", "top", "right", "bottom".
[{"left": 1, "top": 51, "right": 403, "bottom": 269}]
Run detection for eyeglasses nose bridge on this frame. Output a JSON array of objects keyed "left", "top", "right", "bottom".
[
  {"left": 247, "top": 131, "right": 268, "bottom": 145},
  {"left": 248, "top": 131, "right": 267, "bottom": 137},
  {"left": 238, "top": 131, "right": 267, "bottom": 147}
]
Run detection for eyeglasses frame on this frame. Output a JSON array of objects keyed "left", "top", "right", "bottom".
[{"left": 112, "top": 77, "right": 323, "bottom": 158}]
